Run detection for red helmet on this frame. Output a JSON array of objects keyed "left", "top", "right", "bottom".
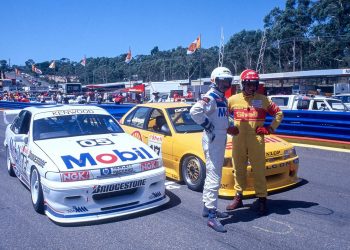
[
  {"left": 240, "top": 69, "right": 259, "bottom": 81},
  {"left": 240, "top": 69, "right": 259, "bottom": 95}
]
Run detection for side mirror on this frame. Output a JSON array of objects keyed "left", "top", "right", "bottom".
[
  {"left": 14, "top": 134, "right": 28, "bottom": 144},
  {"left": 160, "top": 124, "right": 171, "bottom": 135}
]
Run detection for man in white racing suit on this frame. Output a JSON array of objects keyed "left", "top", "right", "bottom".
[{"left": 190, "top": 67, "right": 233, "bottom": 233}]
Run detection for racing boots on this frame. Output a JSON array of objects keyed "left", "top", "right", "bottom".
[
  {"left": 202, "top": 205, "right": 229, "bottom": 218},
  {"left": 226, "top": 193, "right": 243, "bottom": 211},
  {"left": 251, "top": 197, "right": 268, "bottom": 216},
  {"left": 207, "top": 209, "right": 227, "bottom": 233}
]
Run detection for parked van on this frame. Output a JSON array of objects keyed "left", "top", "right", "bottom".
[{"left": 269, "top": 94, "right": 349, "bottom": 112}]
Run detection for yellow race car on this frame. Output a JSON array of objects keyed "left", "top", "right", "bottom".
[{"left": 120, "top": 102, "right": 300, "bottom": 197}]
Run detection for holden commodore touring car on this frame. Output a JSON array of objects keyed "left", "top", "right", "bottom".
[
  {"left": 3, "top": 105, "right": 168, "bottom": 223},
  {"left": 119, "top": 102, "right": 300, "bottom": 197}
]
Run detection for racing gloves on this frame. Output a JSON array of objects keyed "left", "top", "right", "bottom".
[
  {"left": 201, "top": 118, "right": 214, "bottom": 132},
  {"left": 201, "top": 118, "right": 215, "bottom": 142},
  {"left": 227, "top": 126, "right": 239, "bottom": 136},
  {"left": 256, "top": 126, "right": 274, "bottom": 135}
]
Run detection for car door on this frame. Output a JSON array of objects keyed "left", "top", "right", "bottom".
[
  {"left": 121, "top": 107, "right": 174, "bottom": 174},
  {"left": 8, "top": 110, "right": 31, "bottom": 183},
  {"left": 143, "top": 108, "right": 173, "bottom": 173}
]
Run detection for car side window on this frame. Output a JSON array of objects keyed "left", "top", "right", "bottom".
[
  {"left": 11, "top": 110, "right": 31, "bottom": 134},
  {"left": 313, "top": 101, "right": 327, "bottom": 110},
  {"left": 19, "top": 111, "right": 31, "bottom": 134},
  {"left": 146, "top": 109, "right": 167, "bottom": 133},
  {"left": 296, "top": 99, "right": 310, "bottom": 110},
  {"left": 124, "top": 107, "right": 149, "bottom": 129}
]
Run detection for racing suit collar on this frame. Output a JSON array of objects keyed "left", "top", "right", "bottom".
[
  {"left": 211, "top": 86, "right": 225, "bottom": 97},
  {"left": 243, "top": 91, "right": 255, "bottom": 98}
]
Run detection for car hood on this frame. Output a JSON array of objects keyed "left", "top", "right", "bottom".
[
  {"left": 264, "top": 135, "right": 293, "bottom": 155},
  {"left": 34, "top": 133, "right": 158, "bottom": 171},
  {"left": 174, "top": 132, "right": 292, "bottom": 159},
  {"left": 226, "top": 134, "right": 292, "bottom": 158}
]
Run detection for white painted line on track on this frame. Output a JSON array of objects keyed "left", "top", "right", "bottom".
[
  {"left": 165, "top": 181, "right": 181, "bottom": 190},
  {"left": 253, "top": 218, "right": 293, "bottom": 235},
  {"left": 292, "top": 143, "right": 350, "bottom": 153}
]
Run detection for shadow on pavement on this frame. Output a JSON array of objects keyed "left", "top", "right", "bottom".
[
  {"left": 220, "top": 178, "right": 309, "bottom": 200},
  {"left": 221, "top": 198, "right": 319, "bottom": 226}
]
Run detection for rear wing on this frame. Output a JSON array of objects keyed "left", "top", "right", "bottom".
[{"left": 2, "top": 110, "right": 21, "bottom": 125}]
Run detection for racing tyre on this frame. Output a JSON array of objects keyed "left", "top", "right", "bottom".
[
  {"left": 6, "top": 147, "right": 16, "bottom": 177},
  {"left": 30, "top": 167, "right": 45, "bottom": 214},
  {"left": 181, "top": 155, "right": 206, "bottom": 191}
]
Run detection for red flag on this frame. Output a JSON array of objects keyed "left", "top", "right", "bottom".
[
  {"left": 187, "top": 35, "right": 201, "bottom": 55},
  {"left": 15, "top": 68, "right": 20, "bottom": 76},
  {"left": 32, "top": 65, "right": 42, "bottom": 74},
  {"left": 125, "top": 48, "right": 132, "bottom": 63}
]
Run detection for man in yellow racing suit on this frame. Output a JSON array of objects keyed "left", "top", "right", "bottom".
[{"left": 226, "top": 69, "right": 283, "bottom": 216}]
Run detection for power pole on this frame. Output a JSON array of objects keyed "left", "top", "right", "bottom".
[
  {"left": 218, "top": 27, "right": 224, "bottom": 67},
  {"left": 256, "top": 30, "right": 267, "bottom": 73},
  {"left": 292, "top": 37, "right": 296, "bottom": 72},
  {"left": 163, "top": 59, "right": 166, "bottom": 81}
]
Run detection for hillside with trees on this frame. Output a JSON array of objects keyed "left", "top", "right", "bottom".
[{"left": 3, "top": 0, "right": 350, "bottom": 85}]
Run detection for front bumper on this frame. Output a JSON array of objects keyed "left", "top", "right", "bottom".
[
  {"left": 219, "top": 156, "right": 300, "bottom": 197},
  {"left": 41, "top": 167, "right": 168, "bottom": 223}
]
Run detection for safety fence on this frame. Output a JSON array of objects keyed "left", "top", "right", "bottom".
[
  {"left": 266, "top": 110, "right": 350, "bottom": 142},
  {"left": 0, "top": 101, "right": 135, "bottom": 120},
  {"left": 95, "top": 103, "right": 135, "bottom": 120},
  {"left": 1, "top": 101, "right": 350, "bottom": 142}
]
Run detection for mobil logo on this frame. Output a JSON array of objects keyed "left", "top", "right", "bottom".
[
  {"left": 61, "top": 147, "right": 154, "bottom": 169},
  {"left": 218, "top": 107, "right": 227, "bottom": 117}
]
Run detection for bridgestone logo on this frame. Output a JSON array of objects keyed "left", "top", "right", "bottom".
[{"left": 92, "top": 179, "right": 146, "bottom": 194}]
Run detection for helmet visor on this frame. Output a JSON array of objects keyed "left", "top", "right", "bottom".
[{"left": 215, "top": 77, "right": 232, "bottom": 88}]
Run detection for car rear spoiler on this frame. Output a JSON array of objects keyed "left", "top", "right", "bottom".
[{"left": 2, "top": 110, "right": 21, "bottom": 125}]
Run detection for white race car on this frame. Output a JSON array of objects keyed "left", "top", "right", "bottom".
[{"left": 3, "top": 105, "right": 168, "bottom": 223}]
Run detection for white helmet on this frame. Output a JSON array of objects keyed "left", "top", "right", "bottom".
[
  {"left": 210, "top": 67, "right": 233, "bottom": 83},
  {"left": 210, "top": 67, "right": 233, "bottom": 93}
]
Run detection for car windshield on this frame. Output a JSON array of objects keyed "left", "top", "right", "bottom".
[
  {"left": 166, "top": 107, "right": 203, "bottom": 133},
  {"left": 271, "top": 97, "right": 289, "bottom": 107},
  {"left": 33, "top": 114, "right": 123, "bottom": 140},
  {"left": 325, "top": 99, "right": 348, "bottom": 111}
]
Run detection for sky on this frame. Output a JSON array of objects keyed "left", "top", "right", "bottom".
[{"left": 1, "top": 0, "right": 286, "bottom": 66}]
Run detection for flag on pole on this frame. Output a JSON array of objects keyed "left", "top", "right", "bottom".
[
  {"left": 15, "top": 68, "right": 20, "bottom": 76},
  {"left": 49, "top": 60, "right": 56, "bottom": 69},
  {"left": 32, "top": 65, "right": 42, "bottom": 74},
  {"left": 81, "top": 56, "right": 86, "bottom": 66},
  {"left": 187, "top": 35, "right": 201, "bottom": 55},
  {"left": 125, "top": 48, "right": 132, "bottom": 63}
]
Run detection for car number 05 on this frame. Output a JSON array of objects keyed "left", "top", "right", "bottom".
[{"left": 78, "top": 138, "right": 114, "bottom": 147}]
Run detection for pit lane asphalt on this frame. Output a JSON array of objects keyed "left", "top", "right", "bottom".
[{"left": 0, "top": 117, "right": 349, "bottom": 250}]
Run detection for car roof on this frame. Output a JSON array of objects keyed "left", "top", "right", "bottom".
[
  {"left": 135, "top": 102, "right": 192, "bottom": 108},
  {"left": 23, "top": 104, "right": 109, "bottom": 115}
]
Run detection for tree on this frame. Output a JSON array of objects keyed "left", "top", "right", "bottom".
[
  {"left": 151, "top": 46, "right": 159, "bottom": 55},
  {"left": 309, "top": 0, "right": 350, "bottom": 68}
]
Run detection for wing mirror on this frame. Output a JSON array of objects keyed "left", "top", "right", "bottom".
[
  {"left": 160, "top": 124, "right": 171, "bottom": 135},
  {"left": 14, "top": 134, "right": 29, "bottom": 144}
]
